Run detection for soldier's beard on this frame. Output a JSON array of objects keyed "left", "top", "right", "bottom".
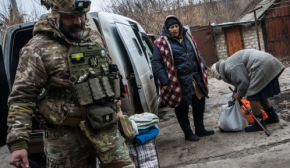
[{"left": 59, "top": 21, "right": 85, "bottom": 41}]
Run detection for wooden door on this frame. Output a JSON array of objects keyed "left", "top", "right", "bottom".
[
  {"left": 224, "top": 26, "right": 244, "bottom": 57},
  {"left": 262, "top": 1, "right": 290, "bottom": 58},
  {"left": 191, "top": 27, "right": 218, "bottom": 66},
  {"left": 264, "top": 17, "right": 290, "bottom": 57}
]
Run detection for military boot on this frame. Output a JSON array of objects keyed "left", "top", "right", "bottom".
[
  {"left": 264, "top": 106, "right": 279, "bottom": 124},
  {"left": 180, "top": 124, "right": 200, "bottom": 141},
  {"left": 245, "top": 113, "right": 266, "bottom": 132}
]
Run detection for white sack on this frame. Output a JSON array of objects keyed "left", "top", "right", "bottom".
[{"left": 218, "top": 100, "right": 248, "bottom": 131}]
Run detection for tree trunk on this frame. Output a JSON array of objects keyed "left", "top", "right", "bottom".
[{"left": 10, "top": 0, "right": 20, "bottom": 23}]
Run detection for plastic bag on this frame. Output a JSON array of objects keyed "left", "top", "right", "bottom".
[{"left": 218, "top": 100, "right": 248, "bottom": 131}]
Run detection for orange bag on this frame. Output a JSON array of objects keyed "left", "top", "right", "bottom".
[{"left": 240, "top": 100, "right": 268, "bottom": 125}]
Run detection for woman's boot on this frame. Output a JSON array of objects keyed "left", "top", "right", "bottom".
[
  {"left": 264, "top": 106, "right": 279, "bottom": 124},
  {"left": 245, "top": 113, "right": 266, "bottom": 132},
  {"left": 175, "top": 105, "right": 199, "bottom": 141},
  {"left": 192, "top": 96, "right": 214, "bottom": 137},
  {"left": 193, "top": 113, "right": 214, "bottom": 137},
  {"left": 180, "top": 124, "right": 200, "bottom": 141},
  {"left": 194, "top": 120, "right": 215, "bottom": 137}
]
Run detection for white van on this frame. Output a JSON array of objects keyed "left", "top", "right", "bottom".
[{"left": 0, "top": 12, "right": 160, "bottom": 164}]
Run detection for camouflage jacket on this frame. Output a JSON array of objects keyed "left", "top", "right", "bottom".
[{"left": 7, "top": 14, "right": 109, "bottom": 151}]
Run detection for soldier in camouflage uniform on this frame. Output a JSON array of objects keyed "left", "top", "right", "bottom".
[{"left": 8, "top": 0, "right": 134, "bottom": 168}]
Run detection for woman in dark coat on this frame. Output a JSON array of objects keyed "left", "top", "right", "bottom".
[
  {"left": 211, "top": 49, "right": 285, "bottom": 132},
  {"left": 152, "top": 16, "right": 214, "bottom": 141}
]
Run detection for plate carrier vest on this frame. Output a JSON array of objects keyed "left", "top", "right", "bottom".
[{"left": 67, "top": 39, "right": 120, "bottom": 106}]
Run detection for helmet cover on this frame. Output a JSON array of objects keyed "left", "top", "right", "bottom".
[{"left": 41, "top": 0, "right": 91, "bottom": 27}]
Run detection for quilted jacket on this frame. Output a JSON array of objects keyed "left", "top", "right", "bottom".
[{"left": 152, "top": 16, "right": 208, "bottom": 105}]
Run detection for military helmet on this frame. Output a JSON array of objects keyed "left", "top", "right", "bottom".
[
  {"left": 41, "top": 0, "right": 91, "bottom": 27},
  {"left": 41, "top": 0, "right": 91, "bottom": 14}
]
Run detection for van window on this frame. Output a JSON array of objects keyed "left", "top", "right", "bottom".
[
  {"left": 129, "top": 22, "right": 149, "bottom": 63},
  {"left": 142, "top": 39, "right": 153, "bottom": 59},
  {"left": 132, "top": 38, "right": 143, "bottom": 56}
]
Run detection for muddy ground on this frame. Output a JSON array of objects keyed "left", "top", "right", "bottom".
[
  {"left": 155, "top": 67, "right": 290, "bottom": 168},
  {"left": 1, "top": 68, "right": 290, "bottom": 168},
  {"left": 270, "top": 92, "right": 290, "bottom": 122}
]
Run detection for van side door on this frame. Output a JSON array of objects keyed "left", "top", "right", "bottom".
[
  {"left": 140, "top": 33, "right": 160, "bottom": 96},
  {"left": 112, "top": 18, "right": 159, "bottom": 114}
]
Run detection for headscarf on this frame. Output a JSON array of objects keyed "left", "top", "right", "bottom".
[{"left": 211, "top": 60, "right": 223, "bottom": 80}]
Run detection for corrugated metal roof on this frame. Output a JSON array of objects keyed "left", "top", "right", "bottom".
[
  {"left": 238, "top": 0, "right": 276, "bottom": 22},
  {"left": 211, "top": 21, "right": 254, "bottom": 34},
  {"left": 211, "top": 21, "right": 254, "bottom": 27}
]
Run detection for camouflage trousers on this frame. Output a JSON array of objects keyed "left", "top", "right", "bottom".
[{"left": 43, "top": 124, "right": 133, "bottom": 168}]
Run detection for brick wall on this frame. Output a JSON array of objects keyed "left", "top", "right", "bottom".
[
  {"left": 242, "top": 25, "right": 265, "bottom": 51},
  {"left": 215, "top": 32, "right": 228, "bottom": 60},
  {"left": 215, "top": 25, "right": 265, "bottom": 60}
]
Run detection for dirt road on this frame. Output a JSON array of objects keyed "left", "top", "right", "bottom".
[
  {"left": 156, "top": 67, "right": 290, "bottom": 168},
  {"left": 0, "top": 146, "right": 13, "bottom": 168}
]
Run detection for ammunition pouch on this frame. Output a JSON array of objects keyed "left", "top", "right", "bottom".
[
  {"left": 73, "top": 74, "right": 120, "bottom": 106},
  {"left": 86, "top": 102, "right": 117, "bottom": 130},
  {"left": 74, "top": 82, "right": 94, "bottom": 106},
  {"left": 110, "top": 74, "right": 121, "bottom": 99}
]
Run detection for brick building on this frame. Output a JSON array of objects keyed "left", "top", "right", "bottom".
[
  {"left": 191, "top": 0, "right": 290, "bottom": 65},
  {"left": 213, "top": 22, "right": 265, "bottom": 60}
]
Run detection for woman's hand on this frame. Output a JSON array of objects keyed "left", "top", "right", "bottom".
[{"left": 234, "top": 93, "right": 241, "bottom": 100}]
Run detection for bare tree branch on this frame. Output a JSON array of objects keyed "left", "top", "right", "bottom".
[
  {"left": 10, "top": 0, "right": 21, "bottom": 22},
  {"left": 100, "top": 0, "right": 254, "bottom": 37}
]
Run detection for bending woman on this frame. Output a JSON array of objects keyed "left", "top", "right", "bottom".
[{"left": 211, "top": 49, "right": 285, "bottom": 132}]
